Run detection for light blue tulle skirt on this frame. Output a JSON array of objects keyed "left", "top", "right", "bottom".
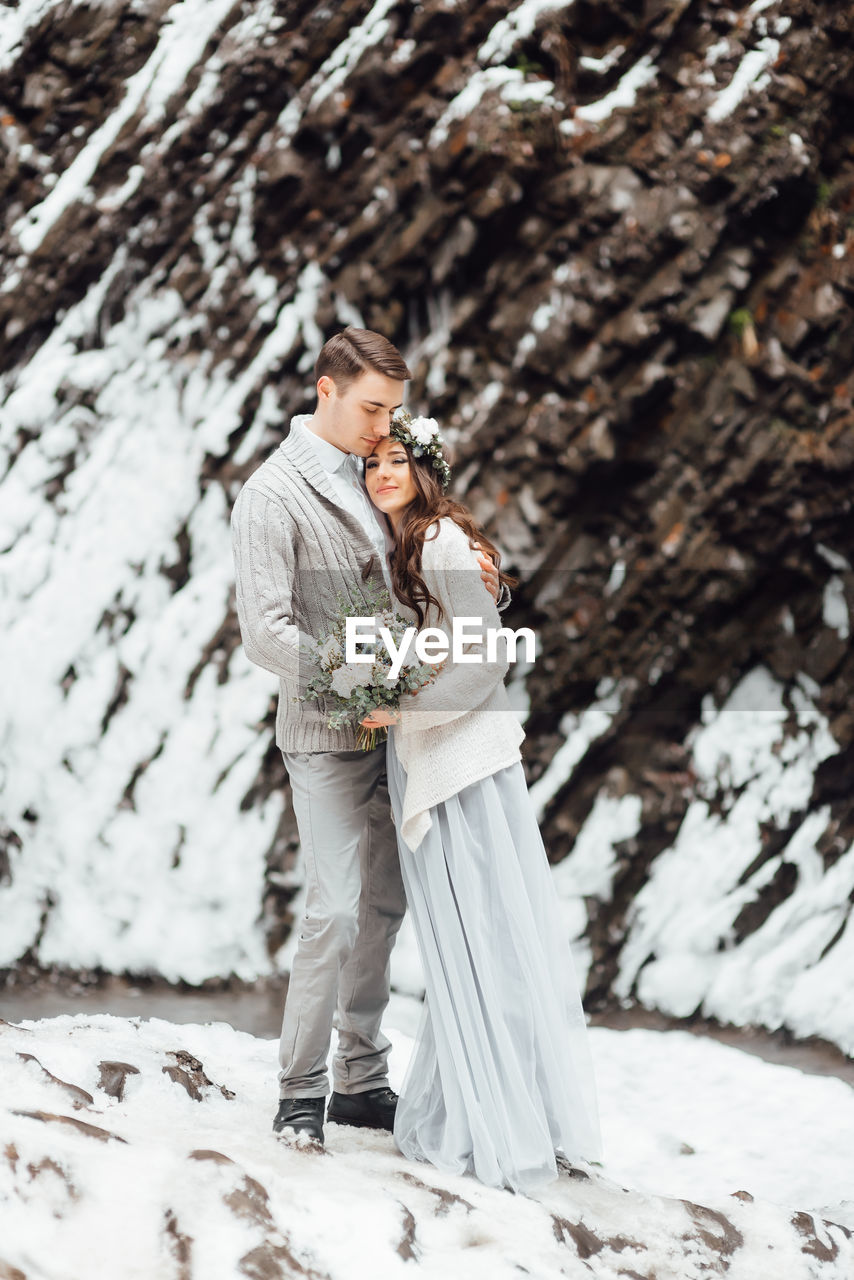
[{"left": 386, "top": 729, "right": 603, "bottom": 1193}]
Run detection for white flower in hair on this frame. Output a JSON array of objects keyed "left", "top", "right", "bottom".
[
  {"left": 390, "top": 406, "right": 451, "bottom": 490},
  {"left": 409, "top": 416, "right": 440, "bottom": 446}
]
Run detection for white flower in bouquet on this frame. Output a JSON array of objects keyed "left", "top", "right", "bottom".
[
  {"left": 330, "top": 664, "right": 373, "bottom": 698},
  {"left": 317, "top": 634, "right": 342, "bottom": 667}
]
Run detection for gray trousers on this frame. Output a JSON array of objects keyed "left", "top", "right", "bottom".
[{"left": 278, "top": 744, "right": 406, "bottom": 1098}]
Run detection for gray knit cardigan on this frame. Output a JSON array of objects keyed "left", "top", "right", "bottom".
[{"left": 230, "top": 424, "right": 391, "bottom": 752}]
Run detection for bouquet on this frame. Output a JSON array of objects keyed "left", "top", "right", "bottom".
[{"left": 296, "top": 583, "right": 438, "bottom": 749}]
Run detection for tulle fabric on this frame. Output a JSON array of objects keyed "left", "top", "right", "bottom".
[{"left": 386, "top": 729, "right": 603, "bottom": 1194}]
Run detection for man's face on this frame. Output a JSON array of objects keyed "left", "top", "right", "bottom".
[{"left": 319, "top": 370, "right": 406, "bottom": 456}]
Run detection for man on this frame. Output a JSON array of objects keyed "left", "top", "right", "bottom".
[{"left": 231, "top": 327, "right": 505, "bottom": 1146}]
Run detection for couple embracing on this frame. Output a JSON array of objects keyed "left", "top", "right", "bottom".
[{"left": 231, "top": 327, "right": 602, "bottom": 1193}]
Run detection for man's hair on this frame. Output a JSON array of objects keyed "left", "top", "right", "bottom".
[{"left": 315, "top": 326, "right": 412, "bottom": 390}]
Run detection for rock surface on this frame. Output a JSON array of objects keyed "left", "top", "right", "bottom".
[{"left": 1, "top": 2, "right": 853, "bottom": 1048}]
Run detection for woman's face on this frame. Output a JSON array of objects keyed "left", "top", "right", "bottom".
[{"left": 364, "top": 436, "right": 418, "bottom": 528}]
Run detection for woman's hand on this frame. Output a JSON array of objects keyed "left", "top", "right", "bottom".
[
  {"left": 360, "top": 707, "right": 401, "bottom": 727},
  {"left": 472, "top": 542, "right": 500, "bottom": 600}
]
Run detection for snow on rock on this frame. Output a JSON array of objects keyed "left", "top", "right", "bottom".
[
  {"left": 614, "top": 667, "right": 851, "bottom": 1046},
  {"left": 560, "top": 54, "right": 658, "bottom": 133},
  {"left": 309, "top": 0, "right": 399, "bottom": 108},
  {"left": 707, "top": 37, "right": 781, "bottom": 123},
  {"left": 532, "top": 661, "right": 854, "bottom": 1054},
  {"left": 430, "top": 67, "right": 558, "bottom": 149},
  {"left": 1, "top": 1013, "right": 852, "bottom": 1279},
  {"left": 529, "top": 677, "right": 627, "bottom": 819},
  {"left": 822, "top": 577, "right": 850, "bottom": 641},
  {"left": 12, "top": 0, "right": 239, "bottom": 254},
  {"left": 0, "top": 0, "right": 87, "bottom": 71},
  {"left": 427, "top": 0, "right": 580, "bottom": 150},
  {"left": 704, "top": 0, "right": 788, "bottom": 123},
  {"left": 0, "top": 256, "right": 313, "bottom": 981},
  {"left": 478, "top": 0, "right": 574, "bottom": 67},
  {"left": 274, "top": 0, "right": 400, "bottom": 139},
  {"left": 553, "top": 792, "right": 643, "bottom": 989}
]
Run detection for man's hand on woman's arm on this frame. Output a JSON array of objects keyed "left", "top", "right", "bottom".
[{"left": 472, "top": 541, "right": 511, "bottom": 611}]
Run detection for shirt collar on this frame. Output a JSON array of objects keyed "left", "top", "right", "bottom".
[
  {"left": 292, "top": 414, "right": 357, "bottom": 477},
  {"left": 289, "top": 415, "right": 394, "bottom": 555}
]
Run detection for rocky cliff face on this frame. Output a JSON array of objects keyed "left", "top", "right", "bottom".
[{"left": 1, "top": 1, "right": 853, "bottom": 1048}]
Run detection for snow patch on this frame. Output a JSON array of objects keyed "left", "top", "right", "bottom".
[
  {"left": 579, "top": 45, "right": 625, "bottom": 74},
  {"left": 529, "top": 678, "right": 625, "bottom": 818},
  {"left": 816, "top": 542, "right": 851, "bottom": 572},
  {"left": 430, "top": 66, "right": 556, "bottom": 147},
  {"left": 707, "top": 38, "right": 780, "bottom": 122},
  {"left": 561, "top": 54, "right": 657, "bottom": 132},
  {"left": 1, "top": 1013, "right": 853, "bottom": 1278},
  {"left": 479, "top": 0, "right": 575, "bottom": 66},
  {"left": 0, "top": 250, "right": 340, "bottom": 979},
  {"left": 822, "top": 576, "right": 850, "bottom": 641},
  {"left": 614, "top": 668, "right": 852, "bottom": 1051},
  {"left": 12, "top": 0, "right": 238, "bottom": 254},
  {"left": 0, "top": 0, "right": 91, "bottom": 70}
]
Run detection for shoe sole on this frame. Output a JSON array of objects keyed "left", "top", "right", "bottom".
[{"left": 326, "top": 1113, "right": 394, "bottom": 1131}]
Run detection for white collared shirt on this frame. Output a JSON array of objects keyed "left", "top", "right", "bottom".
[{"left": 293, "top": 415, "right": 395, "bottom": 596}]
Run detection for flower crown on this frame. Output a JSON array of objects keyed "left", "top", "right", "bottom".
[{"left": 389, "top": 407, "right": 451, "bottom": 491}]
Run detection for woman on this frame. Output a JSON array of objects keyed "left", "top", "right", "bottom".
[{"left": 359, "top": 411, "right": 602, "bottom": 1193}]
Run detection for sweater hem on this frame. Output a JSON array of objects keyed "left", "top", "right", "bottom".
[
  {"left": 276, "top": 723, "right": 362, "bottom": 754},
  {"left": 398, "top": 743, "right": 524, "bottom": 852}
]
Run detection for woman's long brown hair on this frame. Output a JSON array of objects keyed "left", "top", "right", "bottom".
[{"left": 373, "top": 447, "right": 518, "bottom": 627}]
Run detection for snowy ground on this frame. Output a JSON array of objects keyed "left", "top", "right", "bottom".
[{"left": 1, "top": 1003, "right": 852, "bottom": 1280}]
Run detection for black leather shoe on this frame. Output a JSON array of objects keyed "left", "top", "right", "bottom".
[
  {"left": 326, "top": 1086, "right": 398, "bottom": 1132},
  {"left": 273, "top": 1096, "right": 325, "bottom": 1144}
]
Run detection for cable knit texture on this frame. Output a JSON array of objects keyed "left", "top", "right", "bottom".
[
  {"left": 231, "top": 423, "right": 390, "bottom": 752},
  {"left": 392, "top": 517, "right": 526, "bottom": 851}
]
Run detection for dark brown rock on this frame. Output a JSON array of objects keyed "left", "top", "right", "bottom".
[
  {"left": 97, "top": 1060, "right": 141, "bottom": 1101},
  {"left": 11, "top": 1110, "right": 126, "bottom": 1143},
  {"left": 161, "top": 1049, "right": 235, "bottom": 1102},
  {"left": 15, "top": 1053, "right": 94, "bottom": 1109}
]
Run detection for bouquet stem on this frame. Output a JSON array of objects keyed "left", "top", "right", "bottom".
[{"left": 356, "top": 724, "right": 388, "bottom": 751}]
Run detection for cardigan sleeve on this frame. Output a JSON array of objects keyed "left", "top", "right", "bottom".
[
  {"left": 397, "top": 521, "right": 512, "bottom": 733},
  {"left": 231, "top": 484, "right": 319, "bottom": 683}
]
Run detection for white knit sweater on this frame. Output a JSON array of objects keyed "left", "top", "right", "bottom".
[{"left": 392, "top": 517, "right": 526, "bottom": 851}]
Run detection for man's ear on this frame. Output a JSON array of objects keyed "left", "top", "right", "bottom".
[{"left": 317, "top": 374, "right": 335, "bottom": 402}]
